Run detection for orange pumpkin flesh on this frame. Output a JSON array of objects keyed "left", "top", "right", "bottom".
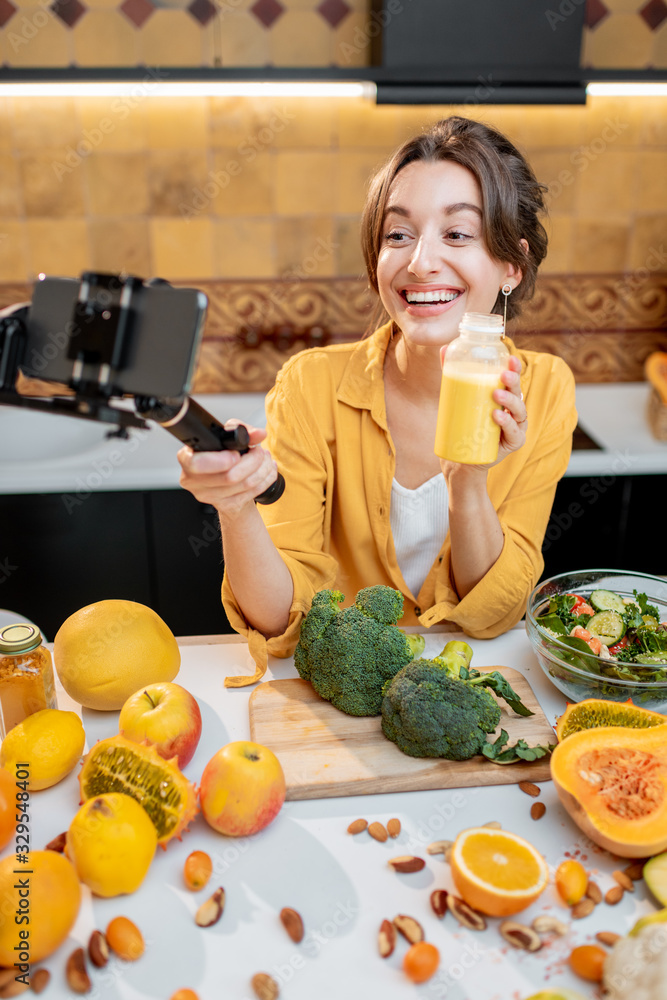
[{"left": 550, "top": 724, "right": 667, "bottom": 858}]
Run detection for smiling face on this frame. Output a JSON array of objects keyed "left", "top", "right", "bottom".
[{"left": 376, "top": 159, "right": 520, "bottom": 348}]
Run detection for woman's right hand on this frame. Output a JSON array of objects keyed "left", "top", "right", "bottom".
[{"left": 177, "top": 421, "right": 279, "bottom": 519}]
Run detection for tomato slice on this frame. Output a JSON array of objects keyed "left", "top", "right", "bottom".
[
  {"left": 608, "top": 635, "right": 630, "bottom": 654},
  {"left": 567, "top": 594, "right": 595, "bottom": 616}
]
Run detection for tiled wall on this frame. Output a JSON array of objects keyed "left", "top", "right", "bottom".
[
  {"left": 0, "top": 93, "right": 666, "bottom": 284},
  {"left": 0, "top": 0, "right": 665, "bottom": 67}
]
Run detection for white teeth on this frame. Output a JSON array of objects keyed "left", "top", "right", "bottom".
[{"left": 404, "top": 290, "right": 459, "bottom": 304}]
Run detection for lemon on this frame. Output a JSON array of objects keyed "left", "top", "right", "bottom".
[
  {"left": 54, "top": 600, "right": 180, "bottom": 710},
  {"left": 66, "top": 792, "right": 157, "bottom": 897},
  {"left": 0, "top": 708, "right": 85, "bottom": 790}
]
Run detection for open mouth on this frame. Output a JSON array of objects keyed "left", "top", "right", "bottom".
[{"left": 401, "top": 289, "right": 461, "bottom": 305}]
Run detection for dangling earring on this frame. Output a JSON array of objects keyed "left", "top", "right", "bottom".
[{"left": 501, "top": 283, "right": 512, "bottom": 333}]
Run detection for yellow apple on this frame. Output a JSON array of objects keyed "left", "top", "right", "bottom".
[
  {"left": 199, "top": 741, "right": 286, "bottom": 837},
  {"left": 119, "top": 682, "right": 202, "bottom": 769}
]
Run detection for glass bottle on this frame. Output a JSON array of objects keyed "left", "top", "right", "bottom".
[
  {"left": 434, "top": 312, "right": 510, "bottom": 465},
  {"left": 0, "top": 624, "right": 57, "bottom": 738}
]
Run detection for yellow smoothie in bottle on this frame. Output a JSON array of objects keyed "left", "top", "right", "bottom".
[{"left": 435, "top": 367, "right": 503, "bottom": 464}]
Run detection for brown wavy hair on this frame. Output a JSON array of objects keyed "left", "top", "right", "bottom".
[{"left": 360, "top": 116, "right": 548, "bottom": 328}]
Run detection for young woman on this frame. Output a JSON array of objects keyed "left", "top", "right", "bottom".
[{"left": 178, "top": 116, "right": 577, "bottom": 683}]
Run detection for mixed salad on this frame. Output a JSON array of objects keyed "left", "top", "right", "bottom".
[{"left": 535, "top": 587, "right": 667, "bottom": 682}]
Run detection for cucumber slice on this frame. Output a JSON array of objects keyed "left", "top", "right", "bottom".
[
  {"left": 586, "top": 610, "right": 626, "bottom": 645},
  {"left": 589, "top": 589, "right": 626, "bottom": 613},
  {"left": 635, "top": 653, "right": 667, "bottom": 664}
]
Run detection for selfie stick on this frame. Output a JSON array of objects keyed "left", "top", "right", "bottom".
[{"left": 134, "top": 395, "right": 286, "bottom": 506}]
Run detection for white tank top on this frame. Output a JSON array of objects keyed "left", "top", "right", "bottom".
[{"left": 390, "top": 474, "right": 449, "bottom": 598}]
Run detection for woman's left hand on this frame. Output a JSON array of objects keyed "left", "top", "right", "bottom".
[{"left": 491, "top": 355, "right": 527, "bottom": 463}]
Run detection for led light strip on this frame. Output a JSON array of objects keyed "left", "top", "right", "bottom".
[
  {"left": 0, "top": 81, "right": 377, "bottom": 99},
  {"left": 586, "top": 82, "right": 667, "bottom": 97}
]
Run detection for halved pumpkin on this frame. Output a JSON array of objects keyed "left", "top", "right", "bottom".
[
  {"left": 551, "top": 724, "right": 667, "bottom": 858},
  {"left": 555, "top": 698, "right": 667, "bottom": 741}
]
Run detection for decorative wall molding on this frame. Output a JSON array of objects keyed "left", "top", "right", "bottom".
[{"left": 2, "top": 274, "right": 665, "bottom": 393}]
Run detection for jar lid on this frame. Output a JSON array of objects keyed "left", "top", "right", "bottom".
[{"left": 0, "top": 624, "right": 43, "bottom": 654}]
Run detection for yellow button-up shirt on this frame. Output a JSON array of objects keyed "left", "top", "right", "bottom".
[{"left": 222, "top": 322, "right": 577, "bottom": 685}]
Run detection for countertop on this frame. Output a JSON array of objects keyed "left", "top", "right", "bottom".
[
  {"left": 20, "top": 626, "right": 655, "bottom": 999},
  {"left": 1, "top": 383, "right": 666, "bottom": 495}
]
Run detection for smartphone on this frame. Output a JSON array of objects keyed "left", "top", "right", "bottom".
[{"left": 21, "top": 274, "right": 208, "bottom": 399}]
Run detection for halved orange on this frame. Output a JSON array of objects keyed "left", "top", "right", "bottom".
[{"left": 450, "top": 826, "right": 549, "bottom": 917}]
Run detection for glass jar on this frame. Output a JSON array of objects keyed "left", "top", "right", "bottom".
[
  {"left": 434, "top": 312, "right": 510, "bottom": 465},
  {"left": 0, "top": 624, "right": 57, "bottom": 738}
]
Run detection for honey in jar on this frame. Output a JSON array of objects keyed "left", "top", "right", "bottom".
[{"left": 0, "top": 624, "right": 57, "bottom": 738}]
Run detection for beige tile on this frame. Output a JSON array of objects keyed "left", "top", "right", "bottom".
[
  {"left": 540, "top": 215, "right": 573, "bottom": 275},
  {"left": 150, "top": 217, "right": 214, "bottom": 279},
  {"left": 334, "top": 10, "right": 371, "bottom": 68},
  {"left": 77, "top": 98, "right": 148, "bottom": 152},
  {"left": 336, "top": 99, "right": 399, "bottom": 148},
  {"left": 211, "top": 10, "right": 271, "bottom": 68},
  {"left": 628, "top": 215, "right": 667, "bottom": 272},
  {"left": 72, "top": 10, "right": 139, "bottom": 66},
  {"left": 512, "top": 106, "right": 588, "bottom": 150},
  {"left": 85, "top": 153, "right": 149, "bottom": 216},
  {"left": 0, "top": 154, "right": 22, "bottom": 217},
  {"left": 147, "top": 150, "right": 210, "bottom": 218},
  {"left": 270, "top": 12, "right": 332, "bottom": 66},
  {"left": 275, "top": 216, "right": 337, "bottom": 278},
  {"left": 337, "top": 149, "right": 385, "bottom": 214},
  {"left": 12, "top": 98, "right": 80, "bottom": 149},
  {"left": 213, "top": 219, "right": 276, "bottom": 278},
  {"left": 209, "top": 96, "right": 280, "bottom": 150},
  {"left": 0, "top": 221, "right": 28, "bottom": 281},
  {"left": 576, "top": 150, "right": 638, "bottom": 217},
  {"left": 275, "top": 151, "right": 335, "bottom": 215},
  {"left": 584, "top": 95, "right": 644, "bottom": 146},
  {"left": 529, "top": 151, "right": 579, "bottom": 215},
  {"left": 636, "top": 152, "right": 667, "bottom": 213},
  {"left": 270, "top": 98, "right": 336, "bottom": 148},
  {"left": 140, "top": 10, "right": 203, "bottom": 68},
  {"left": 335, "top": 215, "right": 365, "bottom": 277},
  {"left": 572, "top": 219, "right": 629, "bottom": 273},
  {"left": 654, "top": 19, "right": 667, "bottom": 68},
  {"left": 89, "top": 218, "right": 151, "bottom": 277},
  {"left": 639, "top": 96, "right": 667, "bottom": 145},
  {"left": 2, "top": 8, "right": 70, "bottom": 66},
  {"left": 586, "top": 14, "right": 653, "bottom": 68},
  {"left": 211, "top": 149, "right": 274, "bottom": 217},
  {"left": 0, "top": 100, "right": 13, "bottom": 151},
  {"left": 145, "top": 98, "right": 208, "bottom": 150},
  {"left": 26, "top": 219, "right": 90, "bottom": 278},
  {"left": 20, "top": 151, "right": 86, "bottom": 216},
  {"left": 604, "top": 0, "right": 644, "bottom": 10}
]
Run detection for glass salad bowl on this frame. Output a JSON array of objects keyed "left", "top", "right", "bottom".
[{"left": 525, "top": 569, "right": 667, "bottom": 711}]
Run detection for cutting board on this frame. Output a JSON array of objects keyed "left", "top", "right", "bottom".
[{"left": 248, "top": 667, "right": 555, "bottom": 800}]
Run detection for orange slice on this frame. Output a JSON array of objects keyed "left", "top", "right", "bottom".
[{"left": 450, "top": 826, "right": 549, "bottom": 917}]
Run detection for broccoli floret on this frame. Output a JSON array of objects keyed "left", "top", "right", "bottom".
[
  {"left": 294, "top": 585, "right": 425, "bottom": 716},
  {"left": 381, "top": 647, "right": 502, "bottom": 759}
]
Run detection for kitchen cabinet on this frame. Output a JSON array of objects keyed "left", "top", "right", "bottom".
[{"left": 0, "top": 490, "right": 232, "bottom": 639}]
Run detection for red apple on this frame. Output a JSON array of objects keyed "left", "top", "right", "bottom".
[
  {"left": 199, "top": 741, "right": 286, "bottom": 837},
  {"left": 119, "top": 682, "right": 202, "bottom": 769}
]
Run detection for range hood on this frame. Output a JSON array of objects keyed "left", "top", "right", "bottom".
[{"left": 370, "top": 0, "right": 587, "bottom": 104}]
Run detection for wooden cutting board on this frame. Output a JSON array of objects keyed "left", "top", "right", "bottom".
[{"left": 248, "top": 667, "right": 555, "bottom": 800}]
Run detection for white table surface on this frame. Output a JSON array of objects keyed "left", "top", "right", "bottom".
[{"left": 22, "top": 627, "right": 656, "bottom": 1000}]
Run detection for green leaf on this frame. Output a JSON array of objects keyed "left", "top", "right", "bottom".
[
  {"left": 478, "top": 671, "right": 534, "bottom": 717},
  {"left": 482, "top": 731, "right": 555, "bottom": 765}
]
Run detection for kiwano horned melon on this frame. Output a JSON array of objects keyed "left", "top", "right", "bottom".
[
  {"left": 550, "top": 724, "right": 667, "bottom": 858},
  {"left": 79, "top": 735, "right": 197, "bottom": 848},
  {"left": 556, "top": 698, "right": 667, "bottom": 742}
]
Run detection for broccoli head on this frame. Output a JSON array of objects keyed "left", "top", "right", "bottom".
[
  {"left": 381, "top": 650, "right": 502, "bottom": 759},
  {"left": 293, "top": 585, "right": 425, "bottom": 716}
]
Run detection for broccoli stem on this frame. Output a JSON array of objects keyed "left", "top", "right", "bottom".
[
  {"left": 403, "top": 633, "right": 426, "bottom": 660},
  {"left": 433, "top": 640, "right": 474, "bottom": 678}
]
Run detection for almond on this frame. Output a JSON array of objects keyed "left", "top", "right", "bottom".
[
  {"left": 368, "top": 822, "right": 388, "bottom": 843},
  {"left": 585, "top": 880, "right": 602, "bottom": 904},
  {"left": 65, "top": 948, "right": 91, "bottom": 995},
  {"left": 29, "top": 969, "right": 50, "bottom": 995},
  {"left": 195, "top": 887, "right": 225, "bottom": 927},
  {"left": 251, "top": 972, "right": 279, "bottom": 1000},
  {"left": 605, "top": 885, "right": 624, "bottom": 906},
  {"left": 430, "top": 889, "right": 448, "bottom": 919},
  {"left": 447, "top": 895, "right": 487, "bottom": 930},
  {"left": 392, "top": 914, "right": 424, "bottom": 944},
  {"left": 347, "top": 818, "right": 367, "bottom": 835},
  {"left": 518, "top": 781, "right": 541, "bottom": 797},
  {"left": 596, "top": 930, "right": 622, "bottom": 947},
  {"left": 0, "top": 980, "right": 29, "bottom": 998},
  {"left": 88, "top": 929, "right": 109, "bottom": 968},
  {"left": 571, "top": 897, "right": 595, "bottom": 919},
  {"left": 612, "top": 869, "right": 635, "bottom": 892},
  {"left": 387, "top": 855, "right": 425, "bottom": 873},
  {"left": 530, "top": 802, "right": 546, "bottom": 820},
  {"left": 386, "top": 818, "right": 401, "bottom": 839},
  {"left": 280, "top": 907, "right": 304, "bottom": 943},
  {"left": 378, "top": 918, "right": 396, "bottom": 958},
  {"left": 623, "top": 861, "right": 646, "bottom": 881}
]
